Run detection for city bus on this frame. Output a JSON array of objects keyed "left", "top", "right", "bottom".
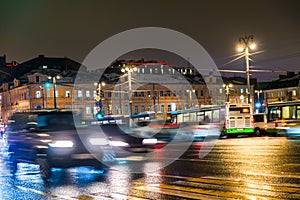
[
  {"left": 266, "top": 101, "right": 300, "bottom": 134},
  {"left": 169, "top": 105, "right": 226, "bottom": 125},
  {"left": 224, "top": 103, "right": 254, "bottom": 136},
  {"left": 165, "top": 103, "right": 255, "bottom": 137}
]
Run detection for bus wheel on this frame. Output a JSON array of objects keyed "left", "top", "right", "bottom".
[{"left": 254, "top": 128, "right": 261, "bottom": 137}]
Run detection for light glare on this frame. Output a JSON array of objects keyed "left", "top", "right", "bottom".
[{"left": 49, "top": 140, "right": 74, "bottom": 148}]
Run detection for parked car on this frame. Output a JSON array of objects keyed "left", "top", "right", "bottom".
[
  {"left": 4, "top": 110, "right": 115, "bottom": 180},
  {"left": 253, "top": 113, "right": 268, "bottom": 136}
]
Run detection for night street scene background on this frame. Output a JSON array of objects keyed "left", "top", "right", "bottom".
[{"left": 0, "top": 1, "right": 300, "bottom": 199}]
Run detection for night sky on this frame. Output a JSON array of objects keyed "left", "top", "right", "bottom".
[{"left": 0, "top": 0, "right": 299, "bottom": 81}]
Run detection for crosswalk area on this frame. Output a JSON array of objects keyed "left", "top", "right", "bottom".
[{"left": 128, "top": 174, "right": 300, "bottom": 199}]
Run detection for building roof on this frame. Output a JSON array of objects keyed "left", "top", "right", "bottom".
[{"left": 8, "top": 55, "right": 83, "bottom": 81}]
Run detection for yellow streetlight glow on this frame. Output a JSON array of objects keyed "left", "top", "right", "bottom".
[
  {"left": 249, "top": 43, "right": 256, "bottom": 50},
  {"left": 237, "top": 46, "right": 244, "bottom": 52}
]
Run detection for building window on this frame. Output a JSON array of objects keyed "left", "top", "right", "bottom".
[
  {"left": 86, "top": 105, "right": 91, "bottom": 115},
  {"left": 93, "top": 90, "right": 97, "bottom": 98},
  {"left": 134, "top": 105, "right": 138, "bottom": 114},
  {"left": 154, "top": 105, "right": 158, "bottom": 112},
  {"left": 35, "top": 76, "right": 40, "bottom": 83},
  {"left": 134, "top": 92, "right": 138, "bottom": 97},
  {"left": 35, "top": 91, "right": 41, "bottom": 98},
  {"left": 241, "top": 88, "right": 244, "bottom": 93},
  {"left": 200, "top": 90, "right": 204, "bottom": 96},
  {"left": 160, "top": 91, "right": 164, "bottom": 96},
  {"left": 140, "top": 91, "right": 144, "bottom": 97},
  {"left": 167, "top": 91, "right": 171, "bottom": 96},
  {"left": 78, "top": 90, "right": 82, "bottom": 98},
  {"left": 141, "top": 105, "right": 145, "bottom": 112},
  {"left": 86, "top": 90, "right": 90, "bottom": 99},
  {"left": 148, "top": 104, "right": 152, "bottom": 111},
  {"left": 66, "top": 104, "right": 71, "bottom": 109},
  {"left": 240, "top": 95, "right": 245, "bottom": 104},
  {"left": 115, "top": 105, "right": 120, "bottom": 114},
  {"left": 66, "top": 90, "right": 71, "bottom": 98},
  {"left": 147, "top": 91, "right": 151, "bottom": 97},
  {"left": 167, "top": 104, "right": 171, "bottom": 112},
  {"left": 160, "top": 105, "right": 164, "bottom": 113},
  {"left": 124, "top": 92, "right": 128, "bottom": 99},
  {"left": 125, "top": 104, "right": 129, "bottom": 115},
  {"left": 55, "top": 90, "right": 58, "bottom": 98},
  {"left": 108, "top": 92, "right": 112, "bottom": 98}
]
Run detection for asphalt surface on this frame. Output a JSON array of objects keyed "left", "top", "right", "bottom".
[{"left": 0, "top": 136, "right": 299, "bottom": 199}]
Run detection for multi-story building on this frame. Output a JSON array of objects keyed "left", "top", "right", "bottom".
[
  {"left": 262, "top": 72, "right": 300, "bottom": 104},
  {"left": 0, "top": 56, "right": 259, "bottom": 121}
]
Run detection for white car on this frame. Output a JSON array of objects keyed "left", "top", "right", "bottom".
[{"left": 284, "top": 125, "right": 300, "bottom": 138}]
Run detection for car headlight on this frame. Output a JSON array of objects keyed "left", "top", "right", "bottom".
[
  {"left": 142, "top": 138, "right": 157, "bottom": 145},
  {"left": 49, "top": 140, "right": 74, "bottom": 148},
  {"left": 110, "top": 141, "right": 129, "bottom": 147},
  {"left": 89, "top": 138, "right": 109, "bottom": 145}
]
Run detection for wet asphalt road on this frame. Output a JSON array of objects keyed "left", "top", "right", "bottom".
[{"left": 0, "top": 136, "right": 300, "bottom": 200}]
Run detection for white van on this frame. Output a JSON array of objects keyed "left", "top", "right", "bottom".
[{"left": 253, "top": 113, "right": 267, "bottom": 136}]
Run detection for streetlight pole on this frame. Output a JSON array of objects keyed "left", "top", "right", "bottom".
[
  {"left": 223, "top": 83, "right": 233, "bottom": 103},
  {"left": 39, "top": 86, "right": 45, "bottom": 108},
  {"left": 94, "top": 81, "right": 105, "bottom": 119},
  {"left": 186, "top": 89, "right": 195, "bottom": 108},
  {"left": 48, "top": 75, "right": 60, "bottom": 109},
  {"left": 237, "top": 35, "right": 256, "bottom": 104},
  {"left": 121, "top": 64, "right": 136, "bottom": 127}
]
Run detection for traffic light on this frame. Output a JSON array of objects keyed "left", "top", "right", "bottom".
[
  {"left": 95, "top": 112, "right": 103, "bottom": 120},
  {"left": 100, "top": 90, "right": 104, "bottom": 98},
  {"left": 44, "top": 82, "right": 51, "bottom": 89}
]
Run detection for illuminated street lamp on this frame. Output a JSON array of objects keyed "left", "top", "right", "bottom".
[
  {"left": 121, "top": 64, "right": 137, "bottom": 126},
  {"left": 48, "top": 75, "right": 60, "bottom": 109},
  {"left": 237, "top": 35, "right": 256, "bottom": 104}
]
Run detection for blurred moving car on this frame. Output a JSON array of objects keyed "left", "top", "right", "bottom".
[
  {"left": 4, "top": 110, "right": 115, "bottom": 180},
  {"left": 277, "top": 120, "right": 300, "bottom": 138},
  {"left": 180, "top": 122, "right": 221, "bottom": 141},
  {"left": 132, "top": 120, "right": 180, "bottom": 143},
  {"left": 253, "top": 113, "right": 268, "bottom": 136},
  {"left": 284, "top": 125, "right": 300, "bottom": 138},
  {"left": 99, "top": 123, "right": 157, "bottom": 154}
]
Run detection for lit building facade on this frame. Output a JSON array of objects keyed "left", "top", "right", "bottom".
[{"left": 0, "top": 57, "right": 260, "bottom": 121}]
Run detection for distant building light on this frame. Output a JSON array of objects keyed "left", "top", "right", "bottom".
[{"left": 42, "top": 65, "right": 47, "bottom": 69}]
